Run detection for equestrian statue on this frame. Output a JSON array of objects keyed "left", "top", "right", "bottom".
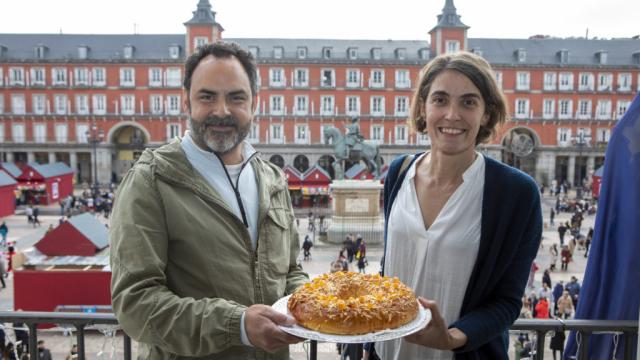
[{"left": 323, "top": 117, "right": 383, "bottom": 180}]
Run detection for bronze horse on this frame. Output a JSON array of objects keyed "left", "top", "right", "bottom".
[{"left": 323, "top": 126, "right": 383, "bottom": 178}]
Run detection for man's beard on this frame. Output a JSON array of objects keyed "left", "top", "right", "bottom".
[{"left": 188, "top": 115, "right": 251, "bottom": 154}]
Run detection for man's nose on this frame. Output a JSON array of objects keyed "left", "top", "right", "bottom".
[{"left": 212, "top": 99, "right": 231, "bottom": 117}]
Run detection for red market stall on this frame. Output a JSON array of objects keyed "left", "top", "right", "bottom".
[
  {"left": 592, "top": 166, "right": 604, "bottom": 199},
  {"left": 284, "top": 165, "right": 305, "bottom": 207},
  {"left": 17, "top": 162, "right": 73, "bottom": 205},
  {"left": 0, "top": 170, "right": 17, "bottom": 217},
  {"left": 35, "top": 213, "right": 109, "bottom": 256},
  {"left": 299, "top": 165, "right": 331, "bottom": 208}
]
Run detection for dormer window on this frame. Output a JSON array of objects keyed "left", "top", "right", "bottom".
[
  {"left": 348, "top": 47, "right": 358, "bottom": 60},
  {"left": 297, "top": 47, "right": 307, "bottom": 59},
  {"left": 169, "top": 45, "right": 181, "bottom": 59},
  {"left": 78, "top": 45, "right": 89, "bottom": 59},
  {"left": 34, "top": 45, "right": 47, "bottom": 59},
  {"left": 274, "top": 46, "right": 284, "bottom": 59},
  {"left": 322, "top": 47, "right": 332, "bottom": 59},
  {"left": 633, "top": 51, "right": 640, "bottom": 65},
  {"left": 248, "top": 46, "right": 259, "bottom": 59},
  {"left": 0, "top": 45, "right": 5, "bottom": 59},
  {"left": 395, "top": 48, "right": 406, "bottom": 60},
  {"left": 371, "top": 48, "right": 381, "bottom": 60},
  {"left": 471, "top": 47, "right": 483, "bottom": 57},
  {"left": 419, "top": 48, "right": 430, "bottom": 60},
  {"left": 515, "top": 48, "right": 526, "bottom": 63},
  {"left": 596, "top": 50, "right": 608, "bottom": 65},
  {"left": 123, "top": 45, "right": 134, "bottom": 59},
  {"left": 557, "top": 49, "right": 569, "bottom": 64}
]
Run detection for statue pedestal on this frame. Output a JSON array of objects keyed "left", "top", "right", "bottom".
[{"left": 327, "top": 180, "right": 384, "bottom": 245}]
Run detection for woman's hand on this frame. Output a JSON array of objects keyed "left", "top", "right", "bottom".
[{"left": 404, "top": 297, "right": 468, "bottom": 350}]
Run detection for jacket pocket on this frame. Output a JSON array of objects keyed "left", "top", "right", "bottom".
[{"left": 265, "top": 207, "right": 292, "bottom": 275}]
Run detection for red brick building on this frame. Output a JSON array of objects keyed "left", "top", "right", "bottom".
[{"left": 0, "top": 0, "right": 638, "bottom": 188}]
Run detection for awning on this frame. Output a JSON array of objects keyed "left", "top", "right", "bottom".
[
  {"left": 17, "top": 182, "right": 46, "bottom": 191},
  {"left": 301, "top": 185, "right": 329, "bottom": 196}
]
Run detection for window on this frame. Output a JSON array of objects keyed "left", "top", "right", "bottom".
[
  {"left": 294, "top": 95, "right": 308, "bottom": 115},
  {"left": 294, "top": 68, "right": 308, "bottom": 87},
  {"left": 371, "top": 48, "right": 381, "bottom": 60},
  {"left": 494, "top": 71, "right": 503, "bottom": 89},
  {"left": 395, "top": 48, "right": 406, "bottom": 60},
  {"left": 55, "top": 124, "right": 67, "bottom": 143},
  {"left": 78, "top": 46, "right": 89, "bottom": 59},
  {"left": 52, "top": 68, "right": 67, "bottom": 86},
  {"left": 92, "top": 94, "right": 106, "bottom": 115},
  {"left": 0, "top": 95, "right": 3, "bottom": 114},
  {"left": 149, "top": 68, "right": 162, "bottom": 87},
  {"left": 617, "top": 100, "right": 631, "bottom": 118},
  {"left": 618, "top": 73, "right": 632, "bottom": 92},
  {"left": 248, "top": 46, "right": 259, "bottom": 58},
  {"left": 395, "top": 125, "right": 408, "bottom": 144},
  {"left": 247, "top": 123, "right": 259, "bottom": 143},
  {"left": 120, "top": 68, "right": 135, "bottom": 87},
  {"left": 558, "top": 72, "right": 574, "bottom": 91},
  {"left": 295, "top": 124, "right": 309, "bottom": 144},
  {"left": 542, "top": 99, "right": 555, "bottom": 119},
  {"left": 320, "top": 96, "right": 334, "bottom": 116},
  {"left": 54, "top": 95, "right": 68, "bottom": 114},
  {"left": 348, "top": 48, "right": 358, "bottom": 60},
  {"left": 169, "top": 45, "right": 180, "bottom": 59},
  {"left": 598, "top": 73, "right": 612, "bottom": 91},
  {"left": 558, "top": 99, "right": 572, "bottom": 119},
  {"left": 0, "top": 123, "right": 4, "bottom": 143},
  {"left": 515, "top": 99, "right": 530, "bottom": 119},
  {"left": 270, "top": 95, "right": 284, "bottom": 115},
  {"left": 395, "top": 96, "right": 409, "bottom": 116},
  {"left": 296, "top": 47, "right": 307, "bottom": 59},
  {"left": 321, "top": 69, "right": 335, "bottom": 88},
  {"left": 167, "top": 95, "right": 181, "bottom": 115},
  {"left": 371, "top": 96, "right": 385, "bottom": 116},
  {"left": 596, "top": 128, "right": 610, "bottom": 143},
  {"left": 370, "top": 70, "right": 384, "bottom": 88},
  {"left": 74, "top": 67, "right": 89, "bottom": 86},
  {"left": 32, "top": 94, "right": 46, "bottom": 114},
  {"left": 167, "top": 123, "right": 182, "bottom": 140},
  {"left": 0, "top": 68, "right": 3, "bottom": 87},
  {"left": 543, "top": 72, "right": 557, "bottom": 91},
  {"left": 395, "top": 70, "right": 410, "bottom": 89},
  {"left": 578, "top": 73, "right": 594, "bottom": 91},
  {"left": 92, "top": 67, "right": 106, "bottom": 87},
  {"left": 166, "top": 68, "right": 181, "bottom": 87},
  {"left": 346, "top": 96, "right": 360, "bottom": 116},
  {"left": 269, "top": 68, "right": 285, "bottom": 87},
  {"left": 30, "top": 68, "right": 46, "bottom": 86},
  {"left": 150, "top": 95, "right": 163, "bottom": 115},
  {"left": 76, "top": 124, "right": 89, "bottom": 143},
  {"left": 121, "top": 95, "right": 135, "bottom": 115},
  {"left": 596, "top": 100, "right": 612, "bottom": 120},
  {"left": 371, "top": 125, "right": 384, "bottom": 144},
  {"left": 76, "top": 95, "right": 89, "bottom": 115},
  {"left": 270, "top": 124, "right": 283, "bottom": 144},
  {"left": 34, "top": 45, "right": 46, "bottom": 59},
  {"left": 445, "top": 41, "right": 460, "bottom": 54},
  {"left": 516, "top": 49, "right": 527, "bottom": 63},
  {"left": 557, "top": 128, "right": 571, "bottom": 146},
  {"left": 419, "top": 48, "right": 429, "bottom": 60},
  {"left": 346, "top": 69, "right": 360, "bottom": 88},
  {"left": 123, "top": 45, "right": 134, "bottom": 59},
  {"left": 11, "top": 94, "right": 25, "bottom": 114},
  {"left": 417, "top": 133, "right": 431, "bottom": 146},
  {"left": 9, "top": 67, "right": 25, "bottom": 86},
  {"left": 322, "top": 47, "right": 332, "bottom": 59},
  {"left": 12, "top": 124, "right": 25, "bottom": 142},
  {"left": 575, "top": 128, "right": 591, "bottom": 146},
  {"left": 577, "top": 100, "right": 591, "bottom": 119},
  {"left": 597, "top": 51, "right": 608, "bottom": 65},
  {"left": 558, "top": 50, "right": 569, "bottom": 64},
  {"left": 194, "top": 37, "right": 208, "bottom": 49},
  {"left": 274, "top": 46, "right": 284, "bottom": 59},
  {"left": 33, "top": 123, "right": 46, "bottom": 142},
  {"left": 516, "top": 72, "right": 530, "bottom": 90}
]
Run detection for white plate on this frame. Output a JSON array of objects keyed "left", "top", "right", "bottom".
[{"left": 272, "top": 295, "right": 431, "bottom": 343}]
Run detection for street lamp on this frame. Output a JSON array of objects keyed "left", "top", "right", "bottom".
[
  {"left": 86, "top": 124, "right": 105, "bottom": 196},
  {"left": 574, "top": 130, "right": 591, "bottom": 197}
]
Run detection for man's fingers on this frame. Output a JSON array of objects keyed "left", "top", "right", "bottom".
[{"left": 261, "top": 307, "right": 297, "bottom": 326}]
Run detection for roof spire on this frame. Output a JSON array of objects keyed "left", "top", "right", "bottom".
[
  {"left": 184, "top": 0, "right": 217, "bottom": 25},
  {"left": 434, "top": 0, "right": 468, "bottom": 29}
]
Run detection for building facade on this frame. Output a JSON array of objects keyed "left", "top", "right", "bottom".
[{"left": 1, "top": 0, "right": 638, "bottom": 188}]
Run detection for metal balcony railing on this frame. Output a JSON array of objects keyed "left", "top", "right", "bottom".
[{"left": 0, "top": 312, "right": 635, "bottom": 360}]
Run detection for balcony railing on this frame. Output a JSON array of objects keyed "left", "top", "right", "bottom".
[{"left": 0, "top": 312, "right": 635, "bottom": 360}]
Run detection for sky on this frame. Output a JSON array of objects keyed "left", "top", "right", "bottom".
[{"left": 0, "top": 0, "right": 637, "bottom": 40}]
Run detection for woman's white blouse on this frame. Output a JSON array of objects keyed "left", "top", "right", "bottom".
[{"left": 378, "top": 153, "right": 485, "bottom": 360}]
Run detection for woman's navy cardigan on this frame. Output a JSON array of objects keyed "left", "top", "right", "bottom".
[{"left": 382, "top": 154, "right": 542, "bottom": 359}]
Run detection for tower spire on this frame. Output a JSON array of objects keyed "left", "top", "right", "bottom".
[
  {"left": 184, "top": 0, "right": 217, "bottom": 25},
  {"left": 433, "top": 0, "right": 468, "bottom": 29},
  {"left": 428, "top": 0, "right": 470, "bottom": 56}
]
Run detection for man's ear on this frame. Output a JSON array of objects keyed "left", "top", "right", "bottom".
[{"left": 182, "top": 90, "right": 190, "bottom": 113}]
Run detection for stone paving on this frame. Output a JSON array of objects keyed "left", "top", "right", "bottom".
[{"left": 0, "top": 190, "right": 593, "bottom": 359}]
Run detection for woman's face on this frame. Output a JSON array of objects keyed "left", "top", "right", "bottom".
[{"left": 423, "top": 70, "right": 488, "bottom": 156}]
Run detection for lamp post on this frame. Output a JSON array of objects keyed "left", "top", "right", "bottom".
[
  {"left": 575, "top": 131, "right": 590, "bottom": 198},
  {"left": 86, "top": 125, "right": 105, "bottom": 196}
]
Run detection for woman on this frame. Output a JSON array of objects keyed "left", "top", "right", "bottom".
[
  {"left": 534, "top": 297, "right": 550, "bottom": 319},
  {"left": 557, "top": 290, "right": 574, "bottom": 319},
  {"left": 542, "top": 269, "right": 552, "bottom": 288},
  {"left": 561, "top": 245, "right": 571, "bottom": 271},
  {"left": 378, "top": 52, "right": 542, "bottom": 359},
  {"left": 549, "top": 244, "right": 558, "bottom": 271}
]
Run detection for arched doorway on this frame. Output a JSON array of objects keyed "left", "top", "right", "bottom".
[
  {"left": 111, "top": 125, "right": 147, "bottom": 182},
  {"left": 502, "top": 128, "right": 538, "bottom": 178},
  {"left": 293, "top": 155, "right": 310, "bottom": 173},
  {"left": 317, "top": 155, "right": 336, "bottom": 179},
  {"left": 269, "top": 154, "right": 285, "bottom": 169}
]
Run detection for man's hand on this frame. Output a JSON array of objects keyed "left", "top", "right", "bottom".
[
  {"left": 404, "top": 297, "right": 468, "bottom": 350},
  {"left": 245, "top": 304, "right": 303, "bottom": 353}
]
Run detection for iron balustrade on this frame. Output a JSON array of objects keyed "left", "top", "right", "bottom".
[{"left": 0, "top": 311, "right": 635, "bottom": 360}]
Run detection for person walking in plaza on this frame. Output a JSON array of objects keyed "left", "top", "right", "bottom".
[
  {"left": 550, "top": 207, "right": 555, "bottom": 227},
  {"left": 557, "top": 222, "right": 567, "bottom": 246},
  {"left": 534, "top": 297, "right": 551, "bottom": 319},
  {"left": 560, "top": 245, "right": 571, "bottom": 271},
  {"left": 584, "top": 227, "right": 593, "bottom": 257},
  {"left": 557, "top": 290, "right": 575, "bottom": 319},
  {"left": 0, "top": 222, "right": 7, "bottom": 248},
  {"left": 302, "top": 234, "right": 313, "bottom": 261},
  {"left": 552, "top": 281, "right": 564, "bottom": 313},
  {"left": 110, "top": 42, "right": 308, "bottom": 360},
  {"left": 377, "top": 52, "right": 542, "bottom": 359},
  {"left": 32, "top": 206, "right": 41, "bottom": 227},
  {"left": 0, "top": 256, "right": 6, "bottom": 288},
  {"left": 36, "top": 340, "right": 52, "bottom": 360},
  {"left": 25, "top": 206, "right": 33, "bottom": 226},
  {"left": 549, "top": 243, "right": 558, "bottom": 271},
  {"left": 549, "top": 329, "right": 566, "bottom": 360}
]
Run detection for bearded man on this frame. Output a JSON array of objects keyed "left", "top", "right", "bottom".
[{"left": 110, "top": 42, "right": 308, "bottom": 360}]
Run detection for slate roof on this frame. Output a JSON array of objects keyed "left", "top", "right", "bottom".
[
  {"left": 0, "top": 170, "right": 17, "bottom": 187},
  {"left": 67, "top": 213, "right": 109, "bottom": 250},
  {"left": 27, "top": 162, "right": 73, "bottom": 178},
  {"left": 0, "top": 163, "right": 22, "bottom": 178}
]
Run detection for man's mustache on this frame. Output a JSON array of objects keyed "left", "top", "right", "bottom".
[{"left": 202, "top": 116, "right": 237, "bottom": 128}]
